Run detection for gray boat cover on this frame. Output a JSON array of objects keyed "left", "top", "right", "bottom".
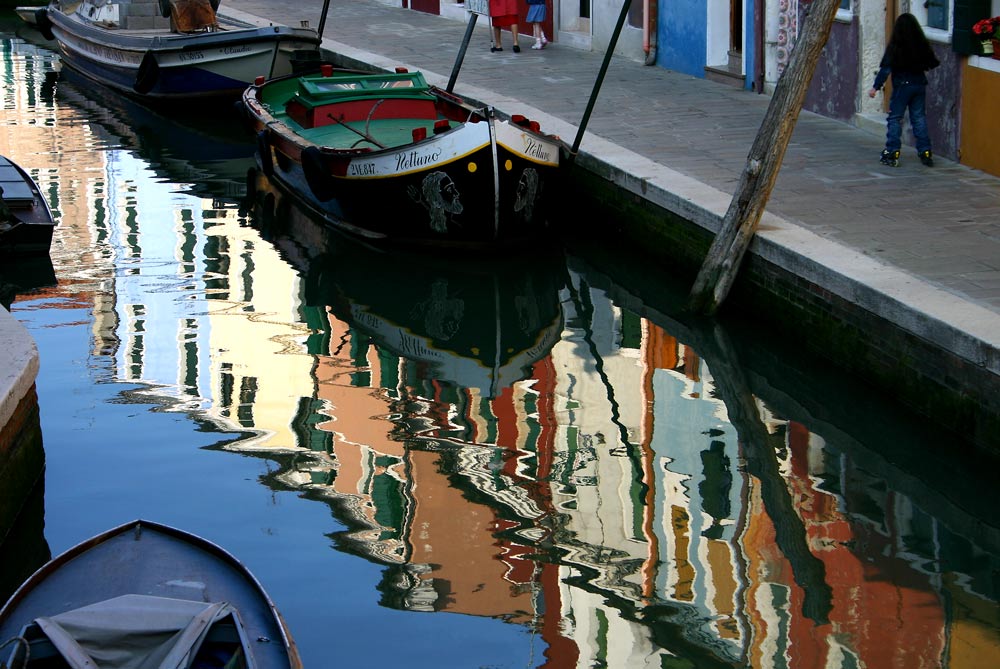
[{"left": 32, "top": 594, "right": 239, "bottom": 669}]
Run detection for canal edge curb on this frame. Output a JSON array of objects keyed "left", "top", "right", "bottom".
[{"left": 0, "top": 307, "right": 38, "bottom": 433}]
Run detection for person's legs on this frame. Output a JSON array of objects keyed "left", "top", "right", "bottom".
[
  {"left": 492, "top": 26, "right": 502, "bottom": 51},
  {"left": 880, "top": 84, "right": 909, "bottom": 165},
  {"left": 511, "top": 23, "right": 520, "bottom": 51},
  {"left": 908, "top": 86, "right": 932, "bottom": 158},
  {"left": 884, "top": 86, "right": 908, "bottom": 153}
]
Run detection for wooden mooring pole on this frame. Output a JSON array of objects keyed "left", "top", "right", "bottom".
[
  {"left": 317, "top": 0, "right": 332, "bottom": 40},
  {"left": 570, "top": 0, "right": 633, "bottom": 159},
  {"left": 447, "top": 13, "right": 480, "bottom": 93},
  {"left": 688, "top": 0, "right": 842, "bottom": 315}
]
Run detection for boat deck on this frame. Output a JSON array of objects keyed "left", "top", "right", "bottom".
[
  {"left": 0, "top": 160, "right": 35, "bottom": 206},
  {"left": 266, "top": 70, "right": 459, "bottom": 151},
  {"left": 272, "top": 110, "right": 451, "bottom": 151},
  {"left": 60, "top": 8, "right": 267, "bottom": 40}
]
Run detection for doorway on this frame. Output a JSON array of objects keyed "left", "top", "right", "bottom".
[{"left": 705, "top": 0, "right": 745, "bottom": 87}]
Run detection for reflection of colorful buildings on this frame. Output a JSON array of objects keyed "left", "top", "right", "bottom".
[
  {"left": 8, "top": 30, "right": 998, "bottom": 665},
  {"left": 275, "top": 262, "right": 999, "bottom": 667},
  {"left": 65, "top": 179, "right": 1000, "bottom": 666}
]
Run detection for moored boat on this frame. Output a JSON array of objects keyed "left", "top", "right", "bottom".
[
  {"left": 0, "top": 155, "right": 55, "bottom": 256},
  {"left": 0, "top": 519, "right": 301, "bottom": 669},
  {"left": 243, "top": 64, "right": 567, "bottom": 249},
  {"left": 36, "top": 0, "right": 321, "bottom": 101}
]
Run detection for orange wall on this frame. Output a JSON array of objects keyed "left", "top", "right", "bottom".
[{"left": 960, "top": 63, "right": 1000, "bottom": 176}]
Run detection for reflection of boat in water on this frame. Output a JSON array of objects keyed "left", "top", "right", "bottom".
[
  {"left": 13, "top": 6, "right": 45, "bottom": 26},
  {"left": 0, "top": 519, "right": 301, "bottom": 669},
  {"left": 54, "top": 64, "right": 255, "bottom": 200},
  {"left": 0, "top": 254, "right": 56, "bottom": 310},
  {"left": 249, "top": 170, "right": 566, "bottom": 398}
]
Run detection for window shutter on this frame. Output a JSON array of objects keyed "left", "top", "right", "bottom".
[{"left": 953, "top": 0, "right": 992, "bottom": 54}]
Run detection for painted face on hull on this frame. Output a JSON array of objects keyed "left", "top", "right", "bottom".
[
  {"left": 409, "top": 171, "right": 464, "bottom": 233},
  {"left": 514, "top": 167, "right": 540, "bottom": 221}
]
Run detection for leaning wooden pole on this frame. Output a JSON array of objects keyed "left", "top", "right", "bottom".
[{"left": 688, "top": 0, "right": 842, "bottom": 315}]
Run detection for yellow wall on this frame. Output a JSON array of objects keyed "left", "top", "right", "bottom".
[{"left": 960, "top": 62, "right": 1000, "bottom": 176}]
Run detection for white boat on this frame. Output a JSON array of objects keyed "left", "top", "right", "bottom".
[{"left": 35, "top": 0, "right": 321, "bottom": 101}]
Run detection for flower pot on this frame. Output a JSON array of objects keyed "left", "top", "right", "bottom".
[{"left": 984, "top": 39, "right": 995, "bottom": 55}]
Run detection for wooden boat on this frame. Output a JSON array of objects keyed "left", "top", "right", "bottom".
[
  {"left": 35, "top": 0, "right": 321, "bottom": 101},
  {"left": 0, "top": 155, "right": 55, "bottom": 256},
  {"left": 0, "top": 519, "right": 301, "bottom": 669},
  {"left": 243, "top": 65, "right": 567, "bottom": 249}
]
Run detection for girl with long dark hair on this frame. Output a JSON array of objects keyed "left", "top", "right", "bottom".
[{"left": 868, "top": 13, "right": 940, "bottom": 167}]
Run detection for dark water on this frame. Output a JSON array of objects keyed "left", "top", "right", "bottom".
[{"left": 2, "top": 16, "right": 999, "bottom": 668}]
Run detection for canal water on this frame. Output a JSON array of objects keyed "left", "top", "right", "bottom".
[{"left": 2, "top": 16, "right": 999, "bottom": 668}]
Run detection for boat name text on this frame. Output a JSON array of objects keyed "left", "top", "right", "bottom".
[
  {"left": 71, "top": 38, "right": 140, "bottom": 65},
  {"left": 524, "top": 138, "right": 553, "bottom": 163},
  {"left": 347, "top": 148, "right": 445, "bottom": 177},
  {"left": 395, "top": 148, "right": 443, "bottom": 172}
]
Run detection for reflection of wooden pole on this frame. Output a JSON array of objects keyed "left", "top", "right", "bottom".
[
  {"left": 564, "top": 272, "right": 640, "bottom": 461},
  {"left": 699, "top": 323, "right": 833, "bottom": 624},
  {"left": 688, "top": 0, "right": 842, "bottom": 315},
  {"left": 565, "top": 254, "right": 831, "bottom": 625}
]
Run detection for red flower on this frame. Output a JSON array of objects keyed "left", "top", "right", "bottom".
[{"left": 972, "top": 17, "right": 1000, "bottom": 38}]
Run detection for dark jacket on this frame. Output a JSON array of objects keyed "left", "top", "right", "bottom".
[{"left": 871, "top": 48, "right": 940, "bottom": 91}]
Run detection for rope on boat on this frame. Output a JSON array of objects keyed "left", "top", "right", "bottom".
[
  {"left": 0, "top": 635, "right": 30, "bottom": 668},
  {"left": 363, "top": 100, "right": 387, "bottom": 143},
  {"left": 324, "top": 113, "right": 386, "bottom": 149}
]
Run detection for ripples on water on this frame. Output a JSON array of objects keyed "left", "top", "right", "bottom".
[{"left": 2, "top": 17, "right": 998, "bottom": 668}]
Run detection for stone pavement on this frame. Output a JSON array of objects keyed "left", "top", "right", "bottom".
[{"left": 223, "top": 0, "right": 1000, "bottom": 373}]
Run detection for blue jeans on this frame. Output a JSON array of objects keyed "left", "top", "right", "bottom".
[{"left": 885, "top": 81, "right": 931, "bottom": 154}]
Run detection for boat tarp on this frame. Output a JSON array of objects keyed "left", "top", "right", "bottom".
[{"left": 33, "top": 594, "right": 238, "bottom": 669}]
